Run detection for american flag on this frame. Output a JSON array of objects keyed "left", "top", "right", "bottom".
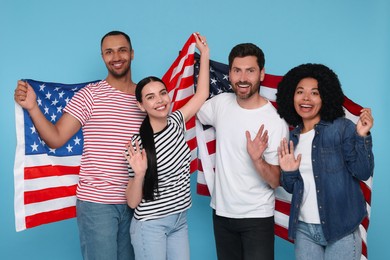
[
  {"left": 14, "top": 80, "right": 98, "bottom": 231},
  {"left": 193, "top": 53, "right": 373, "bottom": 260}
]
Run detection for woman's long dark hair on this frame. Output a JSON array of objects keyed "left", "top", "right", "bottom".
[{"left": 135, "top": 76, "right": 166, "bottom": 201}]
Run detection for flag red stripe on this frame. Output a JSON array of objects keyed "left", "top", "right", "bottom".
[
  {"left": 262, "top": 74, "right": 283, "bottom": 88},
  {"left": 190, "top": 159, "right": 197, "bottom": 174},
  {"left": 362, "top": 240, "right": 367, "bottom": 258},
  {"left": 185, "top": 117, "right": 196, "bottom": 130},
  {"left": 343, "top": 96, "right": 363, "bottom": 115},
  {"left": 24, "top": 185, "right": 78, "bottom": 204},
  {"left": 274, "top": 224, "right": 293, "bottom": 242},
  {"left": 275, "top": 199, "right": 291, "bottom": 216},
  {"left": 25, "top": 206, "right": 76, "bottom": 229},
  {"left": 207, "top": 140, "right": 216, "bottom": 155},
  {"left": 172, "top": 95, "right": 192, "bottom": 111},
  {"left": 196, "top": 182, "right": 210, "bottom": 196},
  {"left": 187, "top": 136, "right": 197, "bottom": 150},
  {"left": 361, "top": 216, "right": 370, "bottom": 230},
  {"left": 170, "top": 75, "right": 194, "bottom": 95},
  {"left": 270, "top": 100, "right": 278, "bottom": 109},
  {"left": 24, "top": 165, "right": 80, "bottom": 179},
  {"left": 360, "top": 181, "right": 372, "bottom": 205}
]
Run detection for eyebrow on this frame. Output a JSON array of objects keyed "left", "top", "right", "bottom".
[
  {"left": 296, "top": 86, "right": 319, "bottom": 91},
  {"left": 103, "top": 46, "right": 130, "bottom": 52},
  {"left": 231, "top": 66, "right": 256, "bottom": 71},
  {"left": 144, "top": 92, "right": 155, "bottom": 98},
  {"left": 144, "top": 88, "right": 166, "bottom": 98}
]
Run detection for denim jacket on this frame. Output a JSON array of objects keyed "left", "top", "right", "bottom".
[{"left": 280, "top": 117, "right": 374, "bottom": 243}]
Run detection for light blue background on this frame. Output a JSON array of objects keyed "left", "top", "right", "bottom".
[{"left": 1, "top": 0, "right": 389, "bottom": 259}]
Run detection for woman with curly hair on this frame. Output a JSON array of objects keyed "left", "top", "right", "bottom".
[{"left": 276, "top": 63, "right": 374, "bottom": 260}]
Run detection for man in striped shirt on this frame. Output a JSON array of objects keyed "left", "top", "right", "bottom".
[{"left": 14, "top": 31, "right": 145, "bottom": 260}]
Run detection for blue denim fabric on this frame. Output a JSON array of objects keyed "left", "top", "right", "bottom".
[
  {"left": 76, "top": 200, "right": 135, "bottom": 260},
  {"left": 295, "top": 221, "right": 362, "bottom": 260},
  {"left": 280, "top": 118, "right": 374, "bottom": 242},
  {"left": 130, "top": 211, "right": 190, "bottom": 260}
]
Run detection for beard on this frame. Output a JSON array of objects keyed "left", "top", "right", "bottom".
[
  {"left": 107, "top": 64, "right": 131, "bottom": 79},
  {"left": 232, "top": 81, "right": 261, "bottom": 100}
]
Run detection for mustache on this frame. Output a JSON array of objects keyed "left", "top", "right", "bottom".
[{"left": 236, "top": 81, "right": 252, "bottom": 86}]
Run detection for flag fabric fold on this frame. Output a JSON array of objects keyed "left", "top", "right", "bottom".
[{"left": 193, "top": 53, "right": 372, "bottom": 260}]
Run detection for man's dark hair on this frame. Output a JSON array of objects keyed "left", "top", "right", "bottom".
[
  {"left": 101, "top": 31, "right": 132, "bottom": 50},
  {"left": 228, "top": 43, "right": 265, "bottom": 70}
]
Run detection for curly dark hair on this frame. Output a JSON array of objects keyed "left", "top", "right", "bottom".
[{"left": 276, "top": 63, "right": 345, "bottom": 126}]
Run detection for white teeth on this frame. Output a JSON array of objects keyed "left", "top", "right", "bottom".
[
  {"left": 156, "top": 105, "right": 165, "bottom": 111},
  {"left": 113, "top": 62, "right": 123, "bottom": 68},
  {"left": 301, "top": 104, "right": 312, "bottom": 108}
]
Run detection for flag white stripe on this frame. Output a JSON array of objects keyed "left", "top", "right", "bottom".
[
  {"left": 169, "top": 43, "right": 196, "bottom": 81},
  {"left": 14, "top": 103, "right": 27, "bottom": 231},
  {"left": 24, "top": 154, "right": 81, "bottom": 167},
  {"left": 260, "top": 86, "right": 277, "bottom": 101},
  {"left": 24, "top": 196, "right": 77, "bottom": 216},
  {"left": 345, "top": 109, "right": 359, "bottom": 124},
  {"left": 24, "top": 175, "right": 79, "bottom": 191},
  {"left": 274, "top": 210, "right": 289, "bottom": 229},
  {"left": 176, "top": 83, "right": 194, "bottom": 99}
]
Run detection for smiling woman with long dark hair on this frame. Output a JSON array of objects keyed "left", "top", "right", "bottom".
[{"left": 123, "top": 32, "right": 209, "bottom": 260}]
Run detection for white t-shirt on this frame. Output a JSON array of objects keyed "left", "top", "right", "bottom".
[
  {"left": 295, "top": 129, "right": 321, "bottom": 224},
  {"left": 197, "top": 93, "right": 289, "bottom": 218}
]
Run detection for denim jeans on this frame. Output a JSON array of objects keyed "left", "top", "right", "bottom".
[
  {"left": 130, "top": 210, "right": 189, "bottom": 260},
  {"left": 295, "top": 221, "right": 362, "bottom": 260},
  {"left": 213, "top": 210, "right": 274, "bottom": 260},
  {"left": 76, "top": 199, "right": 135, "bottom": 260}
]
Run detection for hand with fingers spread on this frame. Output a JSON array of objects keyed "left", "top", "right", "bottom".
[
  {"left": 357, "top": 108, "right": 374, "bottom": 137},
  {"left": 246, "top": 124, "right": 269, "bottom": 162},
  {"left": 124, "top": 140, "right": 147, "bottom": 179},
  {"left": 278, "top": 138, "right": 301, "bottom": 172}
]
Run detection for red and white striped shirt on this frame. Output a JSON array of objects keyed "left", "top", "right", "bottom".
[{"left": 64, "top": 80, "right": 145, "bottom": 204}]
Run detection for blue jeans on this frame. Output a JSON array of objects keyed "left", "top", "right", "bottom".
[
  {"left": 295, "top": 221, "right": 361, "bottom": 260},
  {"left": 213, "top": 210, "right": 274, "bottom": 260},
  {"left": 76, "top": 199, "right": 135, "bottom": 260},
  {"left": 130, "top": 210, "right": 190, "bottom": 260}
]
